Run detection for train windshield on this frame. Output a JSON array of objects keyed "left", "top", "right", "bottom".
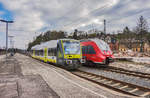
[
  {"left": 96, "top": 40, "right": 110, "bottom": 51},
  {"left": 63, "top": 41, "right": 80, "bottom": 54}
]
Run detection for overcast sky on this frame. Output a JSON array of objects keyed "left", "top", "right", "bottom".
[{"left": 0, "top": 0, "right": 150, "bottom": 49}]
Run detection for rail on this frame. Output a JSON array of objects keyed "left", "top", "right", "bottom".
[{"left": 72, "top": 70, "right": 150, "bottom": 97}]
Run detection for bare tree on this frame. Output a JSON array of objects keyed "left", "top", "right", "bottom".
[
  {"left": 135, "top": 16, "right": 149, "bottom": 52},
  {"left": 136, "top": 16, "right": 148, "bottom": 36}
]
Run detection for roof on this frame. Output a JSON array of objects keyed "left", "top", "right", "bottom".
[
  {"left": 80, "top": 38, "right": 105, "bottom": 43},
  {"left": 31, "top": 39, "right": 79, "bottom": 50},
  {"left": 40, "top": 40, "right": 58, "bottom": 48},
  {"left": 31, "top": 40, "right": 58, "bottom": 50},
  {"left": 31, "top": 44, "right": 41, "bottom": 50},
  {"left": 90, "top": 38, "right": 105, "bottom": 44}
]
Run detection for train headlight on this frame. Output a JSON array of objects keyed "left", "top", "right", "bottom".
[
  {"left": 81, "top": 59, "right": 86, "bottom": 63},
  {"left": 66, "top": 60, "right": 72, "bottom": 64},
  {"left": 106, "top": 52, "right": 109, "bottom": 55}
]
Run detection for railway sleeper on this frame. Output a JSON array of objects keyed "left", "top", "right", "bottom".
[
  {"left": 73, "top": 71, "right": 150, "bottom": 97},
  {"left": 105, "top": 69, "right": 150, "bottom": 80}
]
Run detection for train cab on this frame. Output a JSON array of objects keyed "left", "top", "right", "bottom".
[
  {"left": 80, "top": 39, "right": 114, "bottom": 66},
  {"left": 57, "top": 39, "right": 82, "bottom": 69}
]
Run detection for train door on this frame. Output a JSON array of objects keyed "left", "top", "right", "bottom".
[
  {"left": 44, "top": 48, "right": 48, "bottom": 57},
  {"left": 87, "top": 45, "right": 96, "bottom": 62},
  {"left": 56, "top": 41, "right": 64, "bottom": 65},
  {"left": 33, "top": 49, "right": 35, "bottom": 57},
  {"left": 82, "top": 46, "right": 87, "bottom": 59},
  {"left": 44, "top": 48, "right": 48, "bottom": 62}
]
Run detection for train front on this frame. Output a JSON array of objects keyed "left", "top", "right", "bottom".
[
  {"left": 96, "top": 40, "right": 114, "bottom": 65},
  {"left": 62, "top": 40, "right": 82, "bottom": 70}
]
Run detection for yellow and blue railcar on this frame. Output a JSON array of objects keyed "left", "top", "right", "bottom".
[{"left": 31, "top": 39, "right": 82, "bottom": 70}]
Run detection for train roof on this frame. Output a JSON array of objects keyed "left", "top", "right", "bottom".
[
  {"left": 31, "top": 40, "right": 58, "bottom": 50},
  {"left": 59, "top": 38, "right": 79, "bottom": 41},
  {"left": 80, "top": 38, "right": 108, "bottom": 46},
  {"left": 80, "top": 38, "right": 110, "bottom": 51},
  {"left": 80, "top": 38, "right": 105, "bottom": 43},
  {"left": 40, "top": 40, "right": 58, "bottom": 48},
  {"left": 31, "top": 39, "right": 79, "bottom": 50},
  {"left": 31, "top": 44, "right": 41, "bottom": 50},
  {"left": 91, "top": 39, "right": 105, "bottom": 43}
]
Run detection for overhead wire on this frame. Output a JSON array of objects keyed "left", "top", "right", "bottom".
[{"left": 61, "top": 3, "right": 110, "bottom": 30}]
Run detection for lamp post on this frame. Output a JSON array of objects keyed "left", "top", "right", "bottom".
[
  {"left": 0, "top": 19, "right": 14, "bottom": 58},
  {"left": 8, "top": 35, "right": 14, "bottom": 55}
]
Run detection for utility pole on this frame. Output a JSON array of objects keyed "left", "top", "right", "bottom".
[
  {"left": 104, "top": 19, "right": 106, "bottom": 41},
  {"left": 8, "top": 36, "right": 14, "bottom": 54},
  {"left": 0, "top": 19, "right": 14, "bottom": 58},
  {"left": 92, "top": 24, "right": 95, "bottom": 33},
  {"left": 140, "top": 18, "right": 143, "bottom": 52},
  {"left": 104, "top": 19, "right": 106, "bottom": 34}
]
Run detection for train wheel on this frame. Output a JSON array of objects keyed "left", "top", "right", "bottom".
[{"left": 86, "top": 61, "right": 94, "bottom": 67}]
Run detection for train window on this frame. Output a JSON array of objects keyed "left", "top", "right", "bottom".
[
  {"left": 39, "top": 50, "right": 43, "bottom": 56},
  {"left": 35, "top": 50, "right": 37, "bottom": 55},
  {"left": 53, "top": 48, "right": 56, "bottom": 56},
  {"left": 82, "top": 46, "right": 86, "bottom": 54},
  {"left": 54, "top": 48, "right": 57, "bottom": 56},
  {"left": 82, "top": 46, "right": 85, "bottom": 54},
  {"left": 51, "top": 48, "right": 52, "bottom": 56},
  {"left": 37, "top": 50, "right": 39, "bottom": 56},
  {"left": 52, "top": 48, "right": 54, "bottom": 56},
  {"left": 48, "top": 48, "right": 57, "bottom": 56},
  {"left": 86, "top": 46, "right": 88, "bottom": 54},
  {"left": 51, "top": 48, "right": 53, "bottom": 56},
  {"left": 36, "top": 50, "right": 39, "bottom": 56},
  {"left": 48, "top": 48, "right": 51, "bottom": 56},
  {"left": 87, "top": 45, "right": 96, "bottom": 54},
  {"left": 34, "top": 50, "right": 36, "bottom": 55},
  {"left": 82, "top": 46, "right": 88, "bottom": 54},
  {"left": 36, "top": 50, "right": 38, "bottom": 56}
]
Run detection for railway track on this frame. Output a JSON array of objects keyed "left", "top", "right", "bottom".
[
  {"left": 100, "top": 66, "right": 150, "bottom": 80},
  {"left": 72, "top": 70, "right": 150, "bottom": 97}
]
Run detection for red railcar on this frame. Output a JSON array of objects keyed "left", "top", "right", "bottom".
[{"left": 80, "top": 39, "right": 114, "bottom": 66}]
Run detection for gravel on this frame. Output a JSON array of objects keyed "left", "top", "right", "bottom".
[
  {"left": 79, "top": 66, "right": 150, "bottom": 89},
  {"left": 110, "top": 61, "right": 150, "bottom": 74}
]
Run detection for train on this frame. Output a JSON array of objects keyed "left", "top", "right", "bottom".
[
  {"left": 80, "top": 38, "right": 114, "bottom": 66},
  {"left": 31, "top": 39, "right": 82, "bottom": 70},
  {"left": 30, "top": 38, "right": 113, "bottom": 69}
]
